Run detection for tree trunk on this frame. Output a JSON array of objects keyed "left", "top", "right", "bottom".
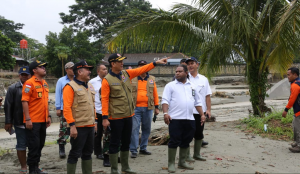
[
  {"left": 62, "top": 59, "right": 64, "bottom": 76},
  {"left": 248, "top": 59, "right": 271, "bottom": 116}
]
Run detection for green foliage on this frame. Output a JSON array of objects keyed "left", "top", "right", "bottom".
[
  {"left": 0, "top": 31, "right": 16, "bottom": 70},
  {"left": 0, "top": 15, "right": 25, "bottom": 43},
  {"left": 59, "top": 0, "right": 154, "bottom": 39},
  {"left": 105, "top": 0, "right": 300, "bottom": 115},
  {"left": 241, "top": 109, "right": 294, "bottom": 139},
  {"left": 45, "top": 26, "right": 104, "bottom": 77}
]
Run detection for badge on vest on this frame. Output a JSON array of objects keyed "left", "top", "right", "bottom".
[
  {"left": 38, "top": 92, "right": 42, "bottom": 98},
  {"left": 149, "top": 80, "right": 154, "bottom": 84},
  {"left": 43, "top": 84, "right": 48, "bottom": 88},
  {"left": 192, "top": 89, "right": 195, "bottom": 96},
  {"left": 35, "top": 85, "right": 41, "bottom": 89},
  {"left": 111, "top": 83, "right": 120, "bottom": 86}
]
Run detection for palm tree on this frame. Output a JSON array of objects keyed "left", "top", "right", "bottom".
[
  {"left": 54, "top": 46, "right": 71, "bottom": 76},
  {"left": 105, "top": 0, "right": 300, "bottom": 116}
]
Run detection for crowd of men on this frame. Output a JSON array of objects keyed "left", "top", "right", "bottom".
[{"left": 1, "top": 53, "right": 300, "bottom": 174}]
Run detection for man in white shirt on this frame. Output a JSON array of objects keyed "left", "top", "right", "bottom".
[
  {"left": 162, "top": 64, "right": 205, "bottom": 173},
  {"left": 186, "top": 57, "right": 212, "bottom": 161},
  {"left": 89, "top": 64, "right": 108, "bottom": 165}
]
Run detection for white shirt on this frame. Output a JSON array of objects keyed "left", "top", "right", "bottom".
[
  {"left": 189, "top": 73, "right": 212, "bottom": 113},
  {"left": 161, "top": 79, "right": 202, "bottom": 120},
  {"left": 89, "top": 76, "right": 102, "bottom": 114}
]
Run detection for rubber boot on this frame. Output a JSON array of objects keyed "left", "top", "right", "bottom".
[
  {"left": 168, "top": 148, "right": 177, "bottom": 173},
  {"left": 120, "top": 151, "right": 136, "bottom": 174},
  {"left": 59, "top": 144, "right": 66, "bottom": 158},
  {"left": 103, "top": 154, "right": 111, "bottom": 167},
  {"left": 178, "top": 148, "right": 194, "bottom": 170},
  {"left": 186, "top": 147, "right": 195, "bottom": 162},
  {"left": 193, "top": 140, "right": 206, "bottom": 161},
  {"left": 67, "top": 163, "right": 77, "bottom": 174},
  {"left": 82, "top": 159, "right": 92, "bottom": 174},
  {"left": 110, "top": 153, "right": 121, "bottom": 174}
]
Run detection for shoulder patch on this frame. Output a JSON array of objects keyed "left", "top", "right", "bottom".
[{"left": 24, "top": 88, "right": 30, "bottom": 93}]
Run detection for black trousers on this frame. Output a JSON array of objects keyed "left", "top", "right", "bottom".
[
  {"left": 26, "top": 123, "right": 46, "bottom": 166},
  {"left": 67, "top": 127, "right": 95, "bottom": 164},
  {"left": 94, "top": 113, "right": 103, "bottom": 155},
  {"left": 109, "top": 117, "right": 132, "bottom": 154},
  {"left": 168, "top": 119, "right": 195, "bottom": 148},
  {"left": 193, "top": 114, "right": 205, "bottom": 140}
]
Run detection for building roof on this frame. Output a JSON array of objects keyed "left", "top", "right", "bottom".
[{"left": 103, "top": 53, "right": 189, "bottom": 64}]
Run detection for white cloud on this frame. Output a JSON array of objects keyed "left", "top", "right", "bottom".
[{"left": 0, "top": 0, "right": 189, "bottom": 44}]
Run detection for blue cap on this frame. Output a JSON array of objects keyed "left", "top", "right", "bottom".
[
  {"left": 185, "top": 57, "right": 199, "bottom": 63},
  {"left": 19, "top": 66, "right": 30, "bottom": 75}
]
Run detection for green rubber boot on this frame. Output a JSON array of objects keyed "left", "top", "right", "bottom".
[
  {"left": 193, "top": 140, "right": 206, "bottom": 161},
  {"left": 186, "top": 147, "right": 195, "bottom": 162},
  {"left": 168, "top": 148, "right": 177, "bottom": 173},
  {"left": 178, "top": 148, "right": 194, "bottom": 170},
  {"left": 81, "top": 159, "right": 92, "bottom": 174},
  {"left": 67, "top": 163, "right": 77, "bottom": 174},
  {"left": 120, "top": 151, "right": 136, "bottom": 174},
  {"left": 110, "top": 153, "right": 121, "bottom": 174}
]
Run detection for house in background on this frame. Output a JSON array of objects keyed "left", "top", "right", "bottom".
[{"left": 0, "top": 55, "right": 29, "bottom": 72}]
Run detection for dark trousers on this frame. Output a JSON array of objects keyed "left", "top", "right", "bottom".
[
  {"left": 26, "top": 123, "right": 46, "bottom": 166},
  {"left": 193, "top": 114, "right": 205, "bottom": 140},
  {"left": 94, "top": 113, "right": 103, "bottom": 155},
  {"left": 168, "top": 119, "right": 195, "bottom": 148},
  {"left": 109, "top": 117, "right": 132, "bottom": 154},
  {"left": 67, "top": 127, "right": 95, "bottom": 164}
]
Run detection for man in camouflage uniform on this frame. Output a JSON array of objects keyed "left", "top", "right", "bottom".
[{"left": 55, "top": 62, "right": 74, "bottom": 158}]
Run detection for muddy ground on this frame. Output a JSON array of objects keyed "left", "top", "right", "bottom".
[{"left": 0, "top": 119, "right": 299, "bottom": 174}]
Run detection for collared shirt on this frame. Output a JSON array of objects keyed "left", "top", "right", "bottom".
[
  {"left": 161, "top": 79, "right": 202, "bottom": 120},
  {"left": 189, "top": 73, "right": 212, "bottom": 113},
  {"left": 55, "top": 75, "right": 72, "bottom": 110},
  {"left": 21, "top": 75, "right": 49, "bottom": 123},
  {"left": 89, "top": 75, "right": 103, "bottom": 114}
]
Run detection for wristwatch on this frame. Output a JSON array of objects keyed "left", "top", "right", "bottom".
[{"left": 163, "top": 113, "right": 168, "bottom": 116}]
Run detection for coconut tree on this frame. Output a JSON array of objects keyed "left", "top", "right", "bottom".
[
  {"left": 105, "top": 0, "right": 300, "bottom": 116},
  {"left": 54, "top": 46, "right": 71, "bottom": 76}
]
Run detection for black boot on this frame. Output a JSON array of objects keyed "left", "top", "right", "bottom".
[
  {"left": 103, "top": 154, "right": 111, "bottom": 167},
  {"left": 59, "top": 144, "right": 66, "bottom": 158}
]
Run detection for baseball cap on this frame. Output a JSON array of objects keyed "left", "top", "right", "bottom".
[
  {"left": 138, "top": 60, "right": 147, "bottom": 65},
  {"left": 73, "top": 60, "right": 94, "bottom": 72},
  {"left": 185, "top": 57, "right": 199, "bottom": 63},
  {"left": 108, "top": 53, "right": 127, "bottom": 62},
  {"left": 65, "top": 62, "right": 74, "bottom": 69},
  {"left": 18, "top": 66, "right": 30, "bottom": 75},
  {"left": 29, "top": 60, "right": 47, "bottom": 72}
]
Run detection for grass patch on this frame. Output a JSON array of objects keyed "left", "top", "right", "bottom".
[
  {"left": 0, "top": 147, "right": 13, "bottom": 156},
  {"left": 241, "top": 108, "right": 294, "bottom": 141},
  {"left": 44, "top": 140, "right": 57, "bottom": 146}
]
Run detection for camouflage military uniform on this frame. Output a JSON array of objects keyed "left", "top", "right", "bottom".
[
  {"left": 102, "top": 126, "right": 120, "bottom": 154},
  {"left": 57, "top": 115, "right": 69, "bottom": 145}
]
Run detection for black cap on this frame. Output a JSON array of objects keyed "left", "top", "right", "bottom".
[
  {"left": 138, "top": 60, "right": 147, "bottom": 65},
  {"left": 185, "top": 57, "right": 199, "bottom": 63},
  {"left": 18, "top": 66, "right": 30, "bottom": 75},
  {"left": 108, "top": 53, "right": 127, "bottom": 62},
  {"left": 29, "top": 60, "right": 47, "bottom": 73},
  {"left": 73, "top": 60, "right": 94, "bottom": 72}
]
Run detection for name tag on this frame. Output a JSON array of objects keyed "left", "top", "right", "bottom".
[{"left": 111, "top": 83, "right": 120, "bottom": 86}]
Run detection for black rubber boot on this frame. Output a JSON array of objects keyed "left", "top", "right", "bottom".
[
  {"left": 59, "top": 144, "right": 66, "bottom": 158},
  {"left": 103, "top": 154, "right": 111, "bottom": 167}
]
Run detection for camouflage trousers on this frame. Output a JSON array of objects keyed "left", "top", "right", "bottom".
[
  {"left": 102, "top": 127, "right": 120, "bottom": 155},
  {"left": 57, "top": 115, "right": 69, "bottom": 145}
]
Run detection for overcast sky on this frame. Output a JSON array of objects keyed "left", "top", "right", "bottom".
[{"left": 1, "top": 0, "right": 188, "bottom": 44}]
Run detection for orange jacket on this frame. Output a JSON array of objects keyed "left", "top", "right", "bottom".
[
  {"left": 135, "top": 75, "right": 159, "bottom": 108},
  {"left": 285, "top": 79, "right": 300, "bottom": 116},
  {"left": 63, "top": 80, "right": 96, "bottom": 127},
  {"left": 102, "top": 62, "right": 156, "bottom": 120},
  {"left": 21, "top": 75, "right": 49, "bottom": 123}
]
